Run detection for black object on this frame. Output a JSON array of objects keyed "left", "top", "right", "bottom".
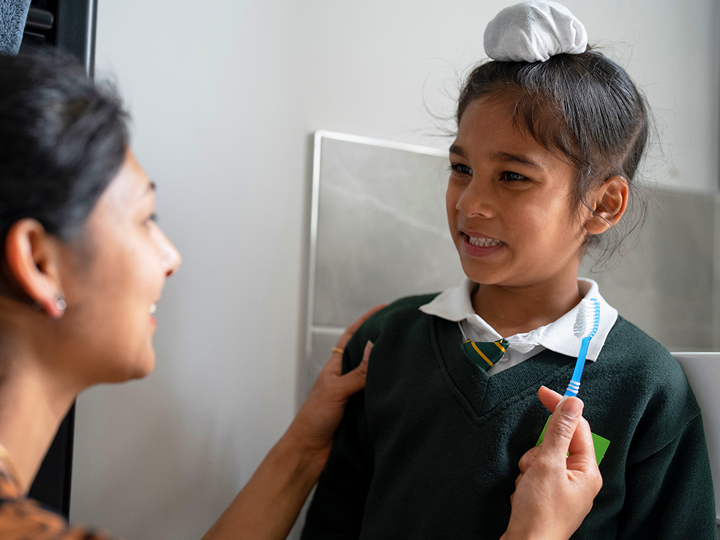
[
  {"left": 20, "top": 0, "right": 96, "bottom": 76},
  {"left": 28, "top": 403, "right": 75, "bottom": 516},
  {"left": 21, "top": 0, "right": 97, "bottom": 519}
]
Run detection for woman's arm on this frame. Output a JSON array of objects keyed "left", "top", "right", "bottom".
[
  {"left": 502, "top": 387, "right": 603, "bottom": 540},
  {"left": 201, "top": 305, "right": 383, "bottom": 540}
]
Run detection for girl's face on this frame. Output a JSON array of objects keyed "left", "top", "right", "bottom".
[
  {"left": 57, "top": 150, "right": 181, "bottom": 386},
  {"left": 446, "top": 97, "right": 590, "bottom": 291}
]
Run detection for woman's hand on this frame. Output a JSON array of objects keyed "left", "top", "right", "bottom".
[
  {"left": 203, "top": 304, "right": 385, "bottom": 540},
  {"left": 285, "top": 304, "right": 384, "bottom": 467},
  {"left": 502, "top": 387, "right": 603, "bottom": 540}
]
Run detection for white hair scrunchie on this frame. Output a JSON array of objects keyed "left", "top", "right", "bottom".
[{"left": 484, "top": 1, "right": 588, "bottom": 63}]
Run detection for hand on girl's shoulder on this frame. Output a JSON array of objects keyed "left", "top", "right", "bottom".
[{"left": 340, "top": 292, "right": 441, "bottom": 369}]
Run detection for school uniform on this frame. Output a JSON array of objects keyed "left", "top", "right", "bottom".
[{"left": 301, "top": 279, "right": 716, "bottom": 539}]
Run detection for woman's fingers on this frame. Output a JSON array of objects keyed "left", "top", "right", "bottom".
[
  {"left": 538, "top": 385, "right": 563, "bottom": 413},
  {"left": 334, "top": 304, "right": 385, "bottom": 351},
  {"left": 537, "top": 388, "right": 598, "bottom": 477},
  {"left": 331, "top": 341, "right": 373, "bottom": 399},
  {"left": 566, "top": 416, "right": 601, "bottom": 478},
  {"left": 313, "top": 304, "right": 385, "bottom": 393},
  {"left": 539, "top": 396, "right": 583, "bottom": 457},
  {"left": 518, "top": 446, "right": 540, "bottom": 474}
]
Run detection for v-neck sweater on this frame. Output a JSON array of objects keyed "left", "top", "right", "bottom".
[{"left": 301, "top": 294, "right": 716, "bottom": 540}]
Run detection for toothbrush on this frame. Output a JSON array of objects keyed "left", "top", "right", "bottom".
[{"left": 564, "top": 298, "right": 601, "bottom": 398}]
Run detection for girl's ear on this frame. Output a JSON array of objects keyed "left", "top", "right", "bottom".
[
  {"left": 5, "top": 219, "right": 66, "bottom": 318},
  {"left": 584, "top": 175, "right": 628, "bottom": 235}
]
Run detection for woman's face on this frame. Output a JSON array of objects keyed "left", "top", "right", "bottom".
[{"left": 58, "top": 150, "right": 181, "bottom": 385}]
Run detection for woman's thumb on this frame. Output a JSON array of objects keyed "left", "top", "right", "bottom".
[
  {"left": 335, "top": 341, "right": 373, "bottom": 398},
  {"left": 541, "top": 397, "right": 583, "bottom": 455}
]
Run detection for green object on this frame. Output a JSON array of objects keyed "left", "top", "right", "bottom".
[
  {"left": 536, "top": 417, "right": 611, "bottom": 465},
  {"left": 462, "top": 338, "right": 509, "bottom": 371}
]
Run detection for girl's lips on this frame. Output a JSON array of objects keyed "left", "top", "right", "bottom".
[
  {"left": 461, "top": 232, "right": 505, "bottom": 257},
  {"left": 150, "top": 315, "right": 157, "bottom": 327}
]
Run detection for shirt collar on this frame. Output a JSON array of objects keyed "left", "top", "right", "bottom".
[{"left": 420, "top": 277, "right": 618, "bottom": 361}]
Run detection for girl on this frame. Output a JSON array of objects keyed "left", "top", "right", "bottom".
[
  {"left": 301, "top": 2, "right": 716, "bottom": 539},
  {"left": 0, "top": 47, "right": 600, "bottom": 540}
]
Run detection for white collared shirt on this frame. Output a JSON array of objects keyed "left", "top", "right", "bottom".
[{"left": 419, "top": 277, "right": 618, "bottom": 375}]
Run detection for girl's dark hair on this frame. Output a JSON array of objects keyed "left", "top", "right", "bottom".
[
  {"left": 456, "top": 48, "right": 649, "bottom": 262},
  {"left": 0, "top": 48, "right": 128, "bottom": 295}
]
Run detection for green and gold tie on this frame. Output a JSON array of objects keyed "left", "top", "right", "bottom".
[{"left": 462, "top": 338, "right": 509, "bottom": 372}]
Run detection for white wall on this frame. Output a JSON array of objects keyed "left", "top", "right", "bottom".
[{"left": 70, "top": 1, "right": 720, "bottom": 539}]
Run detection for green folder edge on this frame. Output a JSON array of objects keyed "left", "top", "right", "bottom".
[{"left": 536, "top": 417, "right": 610, "bottom": 465}]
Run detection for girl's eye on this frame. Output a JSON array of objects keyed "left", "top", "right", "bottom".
[
  {"left": 501, "top": 171, "right": 528, "bottom": 182},
  {"left": 144, "top": 213, "right": 158, "bottom": 225},
  {"left": 450, "top": 163, "right": 473, "bottom": 175}
]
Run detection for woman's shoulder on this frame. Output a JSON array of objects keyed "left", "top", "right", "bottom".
[{"left": 0, "top": 496, "right": 119, "bottom": 540}]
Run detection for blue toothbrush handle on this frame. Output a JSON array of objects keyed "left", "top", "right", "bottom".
[{"left": 564, "top": 336, "right": 591, "bottom": 397}]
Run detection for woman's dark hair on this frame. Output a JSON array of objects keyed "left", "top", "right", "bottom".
[
  {"left": 456, "top": 48, "right": 649, "bottom": 262},
  {"left": 0, "top": 48, "right": 128, "bottom": 296}
]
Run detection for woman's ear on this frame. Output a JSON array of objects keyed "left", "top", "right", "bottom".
[
  {"left": 5, "top": 219, "right": 66, "bottom": 318},
  {"left": 584, "top": 176, "right": 629, "bottom": 235}
]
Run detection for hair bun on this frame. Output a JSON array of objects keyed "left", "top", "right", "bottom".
[{"left": 483, "top": 1, "right": 588, "bottom": 63}]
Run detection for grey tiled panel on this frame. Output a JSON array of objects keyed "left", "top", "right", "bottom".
[
  {"left": 313, "top": 137, "right": 464, "bottom": 328},
  {"left": 579, "top": 188, "right": 718, "bottom": 352}
]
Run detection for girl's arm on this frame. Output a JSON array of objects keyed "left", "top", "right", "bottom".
[
  {"left": 502, "top": 387, "right": 603, "bottom": 540},
  {"left": 201, "top": 305, "right": 383, "bottom": 540}
]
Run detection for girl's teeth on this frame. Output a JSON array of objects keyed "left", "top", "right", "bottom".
[
  {"left": 150, "top": 303, "right": 157, "bottom": 314},
  {"left": 468, "top": 236, "right": 502, "bottom": 247}
]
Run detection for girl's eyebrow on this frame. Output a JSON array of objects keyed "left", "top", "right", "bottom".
[
  {"left": 493, "top": 151, "right": 542, "bottom": 170},
  {"left": 449, "top": 145, "right": 543, "bottom": 171},
  {"left": 449, "top": 144, "right": 465, "bottom": 157}
]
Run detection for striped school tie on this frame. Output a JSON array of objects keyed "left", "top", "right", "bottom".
[{"left": 463, "top": 338, "right": 509, "bottom": 372}]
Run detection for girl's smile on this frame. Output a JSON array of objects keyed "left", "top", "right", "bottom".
[{"left": 461, "top": 231, "right": 504, "bottom": 256}]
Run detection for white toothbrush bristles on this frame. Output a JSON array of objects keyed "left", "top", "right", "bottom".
[{"left": 573, "top": 298, "right": 600, "bottom": 339}]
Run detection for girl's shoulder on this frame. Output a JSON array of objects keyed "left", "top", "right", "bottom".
[
  {"left": 597, "top": 315, "right": 701, "bottom": 427},
  {"left": 603, "top": 315, "right": 681, "bottom": 369},
  {"left": 345, "top": 293, "right": 442, "bottom": 356},
  {"left": 361, "top": 293, "right": 441, "bottom": 333}
]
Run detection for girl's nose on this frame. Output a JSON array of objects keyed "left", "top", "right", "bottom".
[{"left": 456, "top": 177, "right": 494, "bottom": 218}]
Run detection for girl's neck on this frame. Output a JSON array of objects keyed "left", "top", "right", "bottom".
[{"left": 472, "top": 278, "right": 584, "bottom": 338}]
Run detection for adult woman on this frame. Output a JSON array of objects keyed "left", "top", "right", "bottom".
[{"left": 0, "top": 49, "right": 601, "bottom": 540}]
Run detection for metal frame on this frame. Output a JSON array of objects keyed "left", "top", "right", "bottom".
[{"left": 56, "top": 0, "right": 97, "bottom": 77}]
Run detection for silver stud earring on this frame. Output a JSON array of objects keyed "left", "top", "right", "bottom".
[{"left": 56, "top": 293, "right": 67, "bottom": 312}]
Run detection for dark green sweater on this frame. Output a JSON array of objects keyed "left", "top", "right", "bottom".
[{"left": 301, "top": 295, "right": 716, "bottom": 540}]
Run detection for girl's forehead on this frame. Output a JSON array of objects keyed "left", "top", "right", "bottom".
[{"left": 455, "top": 100, "right": 546, "bottom": 154}]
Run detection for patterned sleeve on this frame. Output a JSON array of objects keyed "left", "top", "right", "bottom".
[{"left": 0, "top": 497, "right": 122, "bottom": 540}]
